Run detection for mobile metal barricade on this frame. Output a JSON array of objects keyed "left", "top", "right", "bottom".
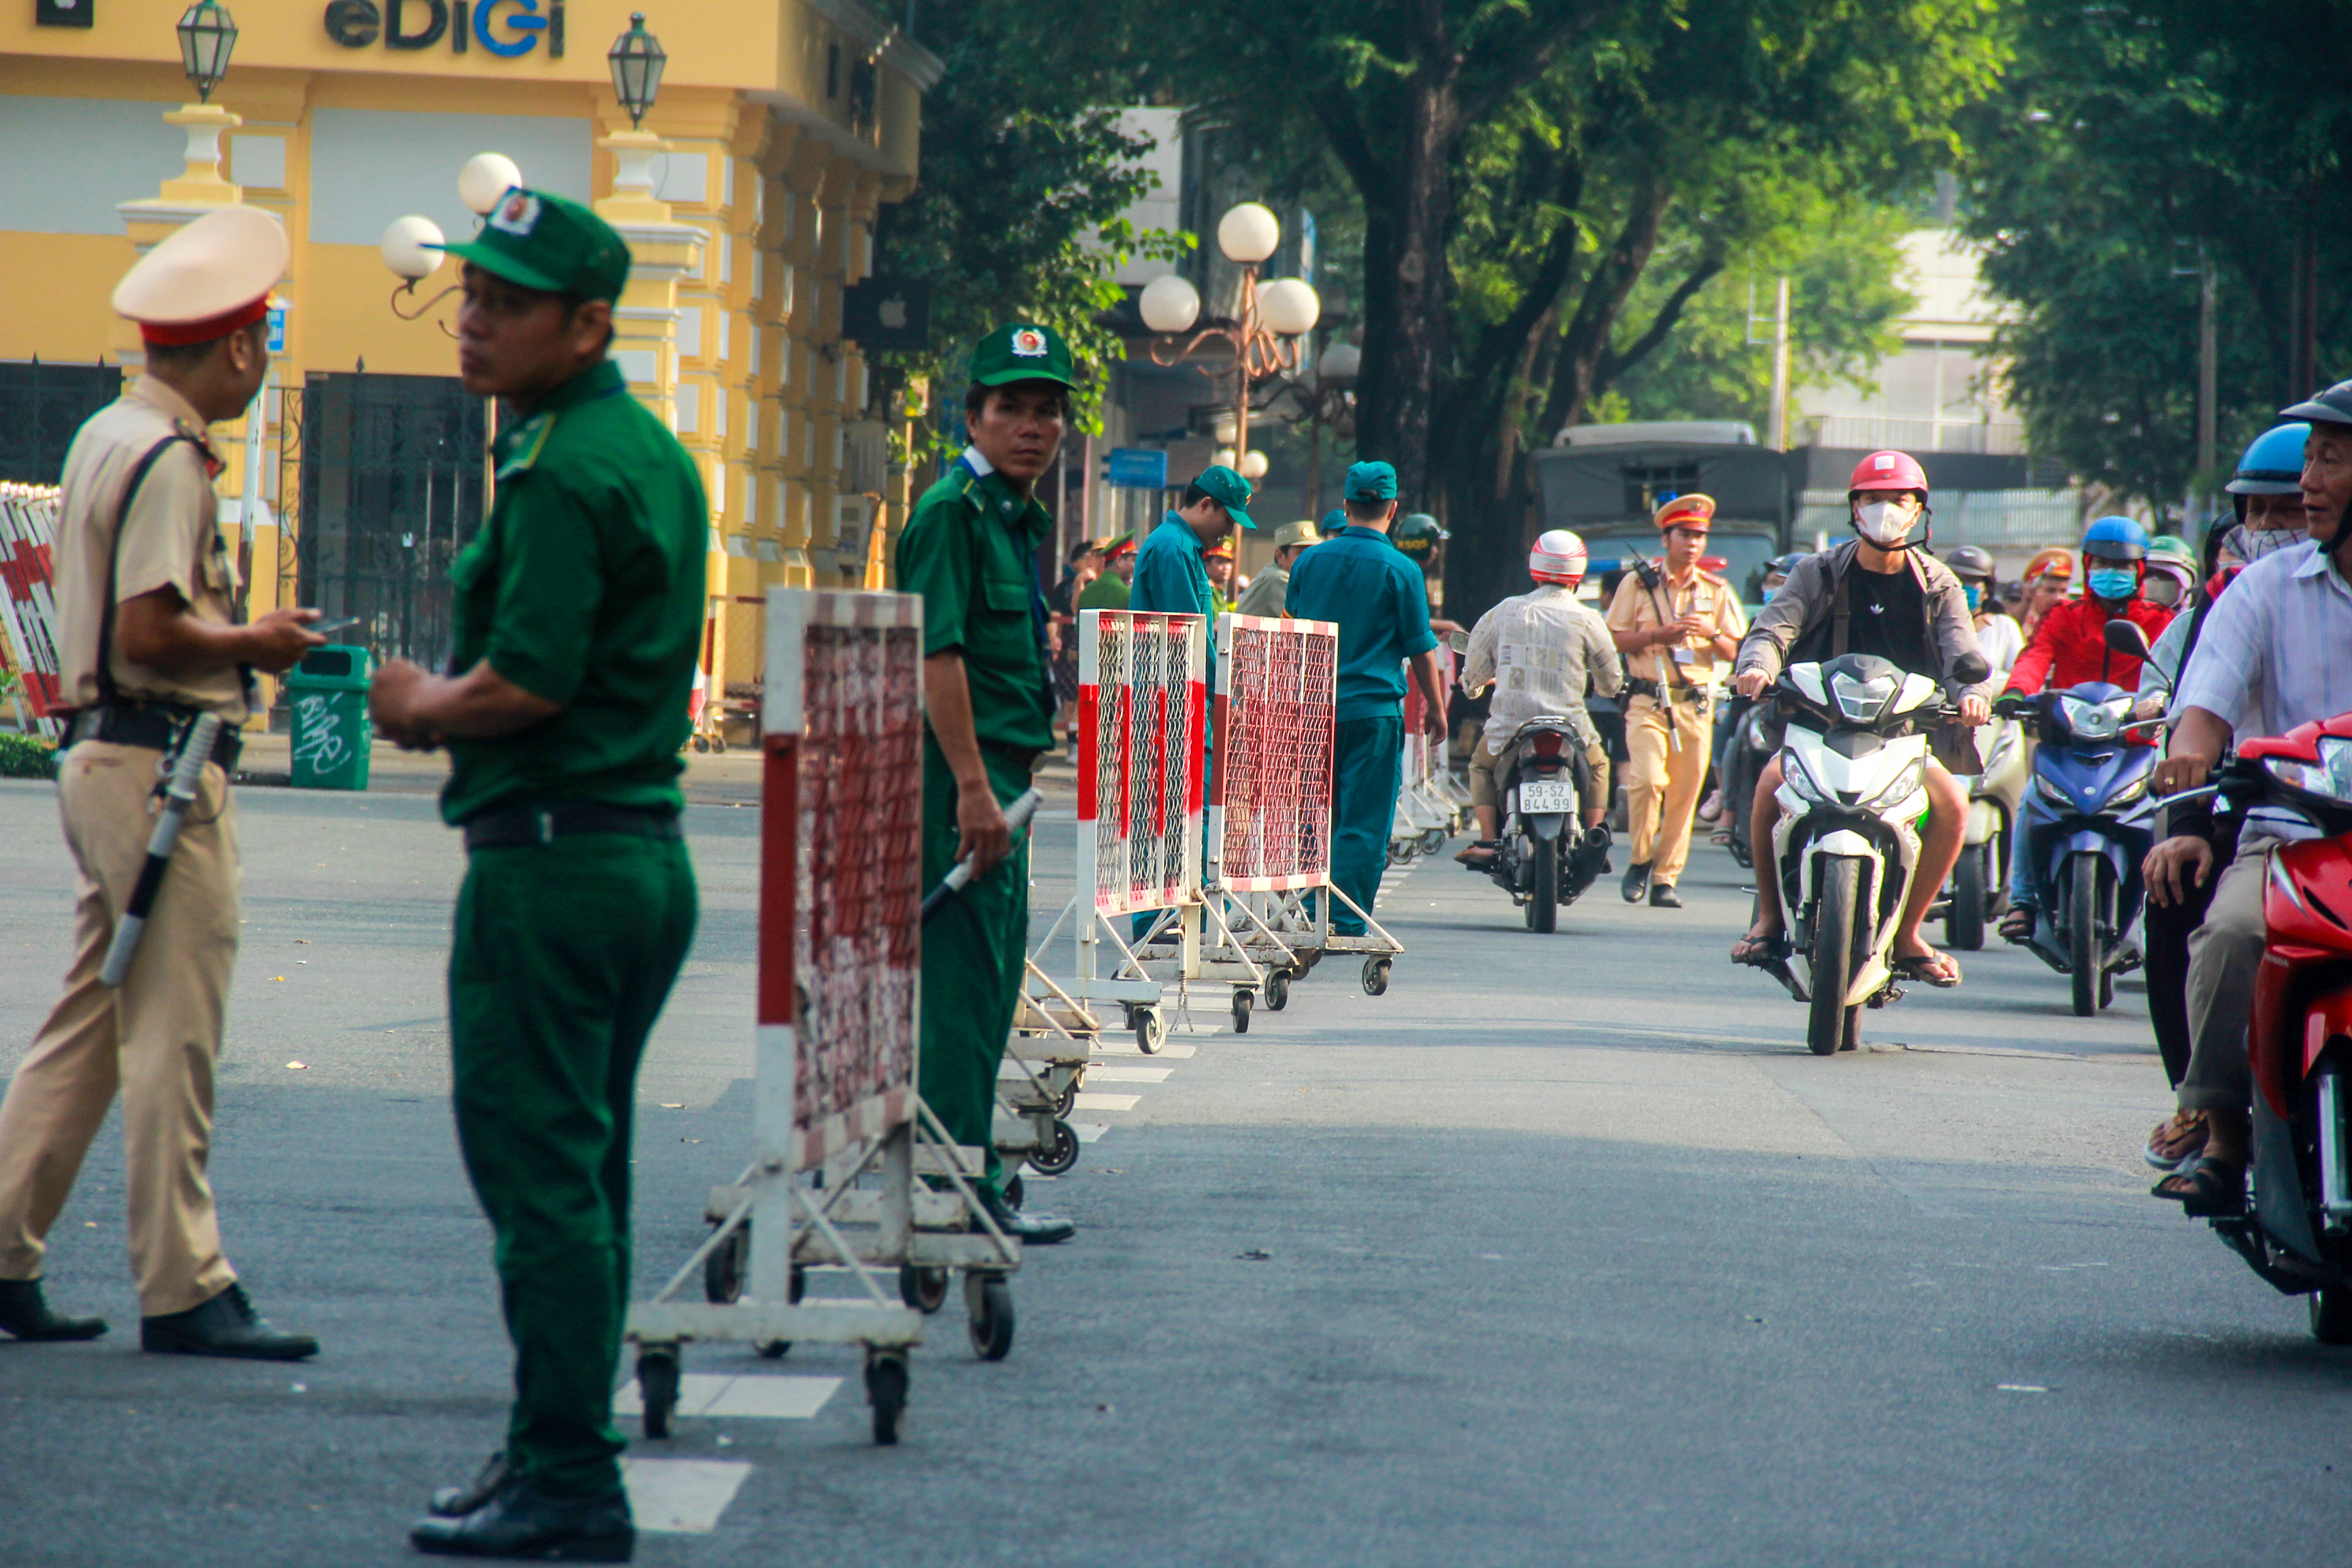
[
  {"left": 625, "top": 589, "right": 1021, "bottom": 1449},
  {"left": 0, "top": 485, "right": 65, "bottom": 738},
  {"left": 1390, "top": 643, "right": 1465, "bottom": 864}
]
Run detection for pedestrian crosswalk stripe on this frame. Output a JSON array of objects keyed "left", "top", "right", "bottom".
[
  {"left": 1091, "top": 1041, "right": 1196, "bottom": 1059},
  {"left": 1082, "top": 1065, "right": 1173, "bottom": 1083},
  {"left": 614, "top": 1374, "right": 840, "bottom": 1420},
  {"left": 1073, "top": 1092, "right": 1141, "bottom": 1111},
  {"left": 621, "top": 1457, "right": 753, "bottom": 1535},
  {"left": 1071, "top": 1122, "right": 1109, "bottom": 1142}
]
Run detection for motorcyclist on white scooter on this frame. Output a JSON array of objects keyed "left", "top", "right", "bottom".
[{"left": 1727, "top": 451, "right": 1994, "bottom": 987}]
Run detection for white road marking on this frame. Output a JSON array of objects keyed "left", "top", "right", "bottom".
[
  {"left": 621, "top": 1457, "right": 753, "bottom": 1534},
  {"left": 1082, "top": 1065, "right": 1173, "bottom": 1083},
  {"left": 1071, "top": 1122, "right": 1109, "bottom": 1143},
  {"left": 1073, "top": 1092, "right": 1141, "bottom": 1111},
  {"left": 614, "top": 1374, "right": 840, "bottom": 1420},
  {"left": 1091, "top": 1041, "right": 1196, "bottom": 1059}
]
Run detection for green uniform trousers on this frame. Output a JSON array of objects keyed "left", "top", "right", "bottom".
[
  {"left": 449, "top": 832, "right": 698, "bottom": 1499},
  {"left": 920, "top": 735, "right": 1033, "bottom": 1196},
  {"left": 1330, "top": 714, "right": 1404, "bottom": 936}
]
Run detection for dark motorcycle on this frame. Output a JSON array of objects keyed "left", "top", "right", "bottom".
[
  {"left": 1718, "top": 697, "right": 1771, "bottom": 870},
  {"left": 1483, "top": 715, "right": 1610, "bottom": 934}
]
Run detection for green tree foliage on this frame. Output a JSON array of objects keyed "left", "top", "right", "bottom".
[{"left": 1961, "top": 0, "right": 2352, "bottom": 514}]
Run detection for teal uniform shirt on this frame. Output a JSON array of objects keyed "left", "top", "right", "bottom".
[
  {"left": 1130, "top": 512, "right": 1220, "bottom": 700},
  {"left": 442, "top": 359, "right": 708, "bottom": 824},
  {"left": 1284, "top": 524, "right": 1439, "bottom": 718}
]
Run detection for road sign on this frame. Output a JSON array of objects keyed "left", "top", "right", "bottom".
[{"left": 1105, "top": 448, "right": 1169, "bottom": 490}]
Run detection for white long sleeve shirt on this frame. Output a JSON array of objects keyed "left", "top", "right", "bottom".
[{"left": 1461, "top": 584, "right": 1624, "bottom": 753}]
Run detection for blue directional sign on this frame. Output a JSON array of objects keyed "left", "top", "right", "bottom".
[{"left": 1105, "top": 448, "right": 1169, "bottom": 490}]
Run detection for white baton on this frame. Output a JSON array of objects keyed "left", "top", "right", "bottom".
[{"left": 100, "top": 713, "right": 223, "bottom": 987}]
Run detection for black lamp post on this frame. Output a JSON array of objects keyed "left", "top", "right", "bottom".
[
  {"left": 609, "top": 14, "right": 667, "bottom": 130},
  {"left": 176, "top": 1, "right": 238, "bottom": 104}
]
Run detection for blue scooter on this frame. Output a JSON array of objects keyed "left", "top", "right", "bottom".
[{"left": 1996, "top": 642, "right": 2160, "bottom": 1015}]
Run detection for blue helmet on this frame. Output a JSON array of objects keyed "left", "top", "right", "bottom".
[
  {"left": 2225, "top": 423, "right": 2310, "bottom": 495},
  {"left": 2081, "top": 515, "right": 2149, "bottom": 562}
]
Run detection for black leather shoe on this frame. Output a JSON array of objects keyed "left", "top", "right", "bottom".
[
  {"left": 431, "top": 1452, "right": 511, "bottom": 1518},
  {"left": 1649, "top": 883, "right": 1682, "bottom": 909},
  {"left": 141, "top": 1282, "right": 318, "bottom": 1362},
  {"left": 979, "top": 1186, "right": 1075, "bottom": 1245},
  {"left": 411, "top": 1478, "right": 633, "bottom": 1561},
  {"left": 1620, "top": 860, "right": 1652, "bottom": 903},
  {"left": 0, "top": 1278, "right": 106, "bottom": 1342}
]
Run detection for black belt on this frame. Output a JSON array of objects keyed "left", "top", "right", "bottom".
[
  {"left": 1625, "top": 677, "right": 1706, "bottom": 705},
  {"left": 462, "top": 800, "right": 685, "bottom": 851},
  {"left": 980, "top": 740, "right": 1045, "bottom": 772},
  {"left": 67, "top": 704, "right": 243, "bottom": 769}
]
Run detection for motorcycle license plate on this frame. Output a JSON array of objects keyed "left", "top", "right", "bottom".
[{"left": 1517, "top": 780, "right": 1578, "bottom": 813}]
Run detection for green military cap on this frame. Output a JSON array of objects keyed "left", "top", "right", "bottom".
[
  {"left": 1192, "top": 462, "right": 1256, "bottom": 530},
  {"left": 1345, "top": 460, "right": 1398, "bottom": 500},
  {"left": 431, "top": 188, "right": 632, "bottom": 303},
  {"left": 970, "top": 321, "right": 1079, "bottom": 389}
]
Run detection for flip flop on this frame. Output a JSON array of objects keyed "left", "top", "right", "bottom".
[
  {"left": 2152, "top": 1154, "right": 2246, "bottom": 1217},
  {"left": 1999, "top": 906, "right": 2036, "bottom": 944},
  {"left": 1730, "top": 931, "right": 1791, "bottom": 967},
  {"left": 2144, "top": 1110, "right": 2209, "bottom": 1173},
  {"left": 1892, "top": 949, "right": 1963, "bottom": 987}
]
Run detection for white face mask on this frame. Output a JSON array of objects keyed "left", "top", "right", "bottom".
[{"left": 1854, "top": 497, "right": 1918, "bottom": 548}]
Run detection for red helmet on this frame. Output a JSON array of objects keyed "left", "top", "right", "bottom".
[
  {"left": 1848, "top": 450, "right": 1929, "bottom": 497},
  {"left": 1529, "top": 528, "right": 1587, "bottom": 585}
]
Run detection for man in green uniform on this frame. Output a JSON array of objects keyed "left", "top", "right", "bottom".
[
  {"left": 1284, "top": 462, "right": 1448, "bottom": 934},
  {"left": 895, "top": 322, "right": 1081, "bottom": 1247},
  {"left": 366, "top": 189, "right": 704, "bottom": 1562},
  {"left": 1077, "top": 534, "right": 1135, "bottom": 610}
]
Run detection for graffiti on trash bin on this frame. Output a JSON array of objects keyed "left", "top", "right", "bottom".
[{"left": 291, "top": 694, "right": 350, "bottom": 772}]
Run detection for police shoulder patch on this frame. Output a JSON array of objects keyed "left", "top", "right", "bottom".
[{"left": 495, "top": 412, "right": 558, "bottom": 479}]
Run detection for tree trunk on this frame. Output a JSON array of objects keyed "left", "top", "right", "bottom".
[{"left": 1354, "top": 65, "right": 1459, "bottom": 509}]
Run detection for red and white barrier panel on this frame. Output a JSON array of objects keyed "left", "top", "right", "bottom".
[
  {"left": 1212, "top": 612, "right": 1337, "bottom": 892},
  {"left": 1398, "top": 641, "right": 1458, "bottom": 795},
  {"left": 0, "top": 485, "right": 65, "bottom": 736},
  {"left": 1078, "top": 608, "right": 1205, "bottom": 914},
  {"left": 760, "top": 589, "right": 925, "bottom": 1173}
]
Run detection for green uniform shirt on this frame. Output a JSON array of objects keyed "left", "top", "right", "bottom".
[
  {"left": 896, "top": 448, "right": 1056, "bottom": 754},
  {"left": 441, "top": 360, "right": 709, "bottom": 826},
  {"left": 1077, "top": 570, "right": 1131, "bottom": 611}
]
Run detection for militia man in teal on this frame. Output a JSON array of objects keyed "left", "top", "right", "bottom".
[
  {"left": 367, "top": 189, "right": 705, "bottom": 1562},
  {"left": 896, "top": 323, "right": 1081, "bottom": 1247}
]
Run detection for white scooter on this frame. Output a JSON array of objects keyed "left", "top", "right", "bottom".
[
  {"left": 1749, "top": 651, "right": 1989, "bottom": 1056},
  {"left": 1942, "top": 711, "right": 2031, "bottom": 951}
]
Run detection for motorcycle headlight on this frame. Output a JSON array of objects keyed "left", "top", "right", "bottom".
[
  {"left": 1831, "top": 670, "right": 1899, "bottom": 723},
  {"left": 1863, "top": 756, "right": 1927, "bottom": 811},
  {"left": 2034, "top": 772, "right": 2074, "bottom": 808},
  {"left": 2108, "top": 770, "right": 2150, "bottom": 807},
  {"left": 2266, "top": 736, "right": 2352, "bottom": 804},
  {"left": 1782, "top": 749, "right": 1827, "bottom": 804}
]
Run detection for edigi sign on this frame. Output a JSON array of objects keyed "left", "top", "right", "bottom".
[{"left": 324, "top": 0, "right": 567, "bottom": 57}]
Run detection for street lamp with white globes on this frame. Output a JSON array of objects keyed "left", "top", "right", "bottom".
[
  {"left": 380, "top": 152, "right": 527, "bottom": 334},
  {"left": 1145, "top": 201, "right": 1319, "bottom": 470}
]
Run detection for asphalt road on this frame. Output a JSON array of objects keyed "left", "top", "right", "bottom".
[{"left": 0, "top": 770, "right": 2346, "bottom": 1567}]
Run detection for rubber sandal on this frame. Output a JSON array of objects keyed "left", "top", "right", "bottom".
[
  {"left": 2152, "top": 1154, "right": 2246, "bottom": 1217},
  {"left": 1730, "top": 931, "right": 1791, "bottom": 967},
  {"left": 1892, "top": 950, "right": 1963, "bottom": 988},
  {"left": 1999, "top": 906, "right": 2036, "bottom": 944},
  {"left": 2144, "top": 1110, "right": 2209, "bottom": 1173}
]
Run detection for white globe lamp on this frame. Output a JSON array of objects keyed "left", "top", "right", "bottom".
[
  {"left": 1213, "top": 446, "right": 1237, "bottom": 470},
  {"left": 1238, "top": 448, "right": 1270, "bottom": 481},
  {"left": 458, "top": 152, "right": 524, "bottom": 216},
  {"left": 1217, "top": 202, "right": 1281, "bottom": 265},
  {"left": 1139, "top": 275, "right": 1201, "bottom": 336},
  {"left": 380, "top": 215, "right": 447, "bottom": 282},
  {"left": 1257, "top": 278, "right": 1320, "bottom": 337}
]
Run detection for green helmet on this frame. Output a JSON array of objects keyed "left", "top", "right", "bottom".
[
  {"left": 2147, "top": 533, "right": 2198, "bottom": 571},
  {"left": 1392, "top": 512, "right": 1448, "bottom": 570}
]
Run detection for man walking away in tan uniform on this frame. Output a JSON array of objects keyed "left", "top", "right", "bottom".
[
  {"left": 1605, "top": 493, "right": 1746, "bottom": 908},
  {"left": 0, "top": 208, "right": 324, "bottom": 1358}
]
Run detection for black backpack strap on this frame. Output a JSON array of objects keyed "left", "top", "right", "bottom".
[
  {"left": 92, "top": 434, "right": 198, "bottom": 712},
  {"left": 1829, "top": 552, "right": 1852, "bottom": 659}
]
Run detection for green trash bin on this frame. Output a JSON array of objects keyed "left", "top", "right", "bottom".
[{"left": 285, "top": 644, "right": 373, "bottom": 791}]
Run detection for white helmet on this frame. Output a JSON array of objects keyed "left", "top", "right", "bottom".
[{"left": 1529, "top": 528, "right": 1587, "bottom": 585}]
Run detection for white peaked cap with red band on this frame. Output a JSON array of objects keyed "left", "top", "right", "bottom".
[
  {"left": 113, "top": 206, "right": 289, "bottom": 346},
  {"left": 1530, "top": 528, "right": 1588, "bottom": 584}
]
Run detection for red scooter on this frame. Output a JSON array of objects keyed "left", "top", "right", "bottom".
[{"left": 2190, "top": 713, "right": 2352, "bottom": 1341}]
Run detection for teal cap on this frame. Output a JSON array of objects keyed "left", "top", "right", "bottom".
[
  {"left": 1321, "top": 507, "right": 1346, "bottom": 532},
  {"left": 1193, "top": 463, "right": 1256, "bottom": 529},
  {"left": 970, "top": 321, "right": 1079, "bottom": 389},
  {"left": 431, "top": 188, "right": 632, "bottom": 303},
  {"left": 1345, "top": 461, "right": 1398, "bottom": 501}
]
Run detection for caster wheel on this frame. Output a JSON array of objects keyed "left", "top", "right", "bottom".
[
  {"left": 702, "top": 1222, "right": 747, "bottom": 1305},
  {"left": 1362, "top": 958, "right": 1390, "bottom": 997},
  {"left": 636, "top": 1345, "right": 681, "bottom": 1438},
  {"left": 1231, "top": 989, "right": 1253, "bottom": 1034},
  {"left": 1265, "top": 973, "right": 1289, "bottom": 1011},
  {"left": 865, "top": 1352, "right": 909, "bottom": 1445},
  {"left": 713, "top": 735, "right": 728, "bottom": 755},
  {"left": 1136, "top": 1007, "right": 1166, "bottom": 1054},
  {"left": 966, "top": 1273, "right": 1015, "bottom": 1361},
  {"left": 1053, "top": 1077, "right": 1080, "bottom": 1116},
  {"left": 1420, "top": 828, "right": 1445, "bottom": 855},
  {"left": 1028, "top": 1118, "right": 1081, "bottom": 1177},
  {"left": 899, "top": 1264, "right": 950, "bottom": 1314},
  {"left": 691, "top": 736, "right": 710, "bottom": 754},
  {"left": 755, "top": 1340, "right": 791, "bottom": 1359}
]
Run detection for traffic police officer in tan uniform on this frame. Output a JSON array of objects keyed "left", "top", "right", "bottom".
[
  {"left": 0, "top": 207, "right": 323, "bottom": 1358},
  {"left": 1605, "top": 493, "right": 1746, "bottom": 908}
]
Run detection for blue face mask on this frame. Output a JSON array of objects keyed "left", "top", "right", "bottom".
[
  {"left": 1963, "top": 584, "right": 1982, "bottom": 612},
  {"left": 2087, "top": 567, "right": 2137, "bottom": 602}
]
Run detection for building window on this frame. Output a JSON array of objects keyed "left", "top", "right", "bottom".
[{"left": 0, "top": 360, "right": 118, "bottom": 484}]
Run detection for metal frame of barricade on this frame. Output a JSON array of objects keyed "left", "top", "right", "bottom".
[
  {"left": 626, "top": 589, "right": 1021, "bottom": 1450},
  {"left": 0, "top": 485, "right": 66, "bottom": 738},
  {"left": 1390, "top": 644, "right": 1466, "bottom": 864},
  {"left": 1213, "top": 611, "right": 1406, "bottom": 1001}
]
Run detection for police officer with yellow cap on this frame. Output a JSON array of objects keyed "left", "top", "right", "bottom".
[
  {"left": 1605, "top": 492, "right": 1747, "bottom": 907},
  {"left": 363, "top": 189, "right": 705, "bottom": 1559},
  {"left": 0, "top": 206, "right": 325, "bottom": 1360},
  {"left": 894, "top": 322, "right": 1083, "bottom": 1247}
]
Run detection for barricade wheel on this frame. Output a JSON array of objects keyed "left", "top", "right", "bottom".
[
  {"left": 968, "top": 1273, "right": 1016, "bottom": 1360},
  {"left": 1420, "top": 828, "right": 1446, "bottom": 855},
  {"left": 899, "top": 1264, "right": 951, "bottom": 1313},
  {"left": 691, "top": 736, "right": 710, "bottom": 754},
  {"left": 703, "top": 1223, "right": 747, "bottom": 1304},
  {"left": 636, "top": 1346, "right": 680, "bottom": 1439},
  {"left": 1030, "top": 1119, "right": 1081, "bottom": 1176},
  {"left": 713, "top": 735, "right": 728, "bottom": 755},
  {"left": 1136, "top": 1007, "right": 1166, "bottom": 1054},
  {"left": 1266, "top": 973, "right": 1290, "bottom": 1011},
  {"left": 1054, "top": 1077, "right": 1080, "bottom": 1115},
  {"left": 1388, "top": 841, "right": 1413, "bottom": 867},
  {"left": 1362, "top": 958, "right": 1390, "bottom": 996},
  {"left": 866, "top": 1352, "right": 910, "bottom": 1445},
  {"left": 1232, "top": 990, "right": 1253, "bottom": 1033}
]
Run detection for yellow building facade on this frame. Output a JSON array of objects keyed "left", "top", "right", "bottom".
[{"left": 0, "top": 0, "right": 935, "bottom": 725}]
